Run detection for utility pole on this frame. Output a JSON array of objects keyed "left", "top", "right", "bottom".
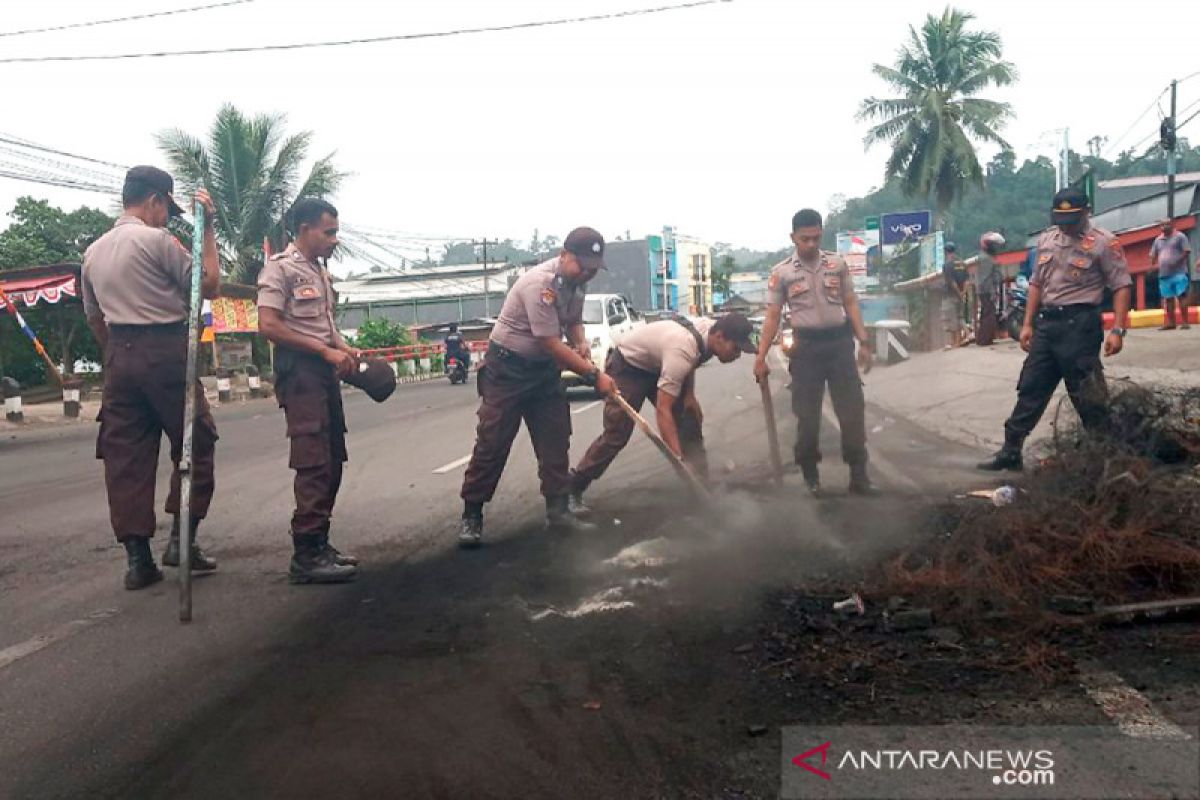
[
  {"left": 1164, "top": 79, "right": 1179, "bottom": 220},
  {"left": 473, "top": 239, "right": 491, "bottom": 317},
  {"left": 1057, "top": 128, "right": 1070, "bottom": 191}
]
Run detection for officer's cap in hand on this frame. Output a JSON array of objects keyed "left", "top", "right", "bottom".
[{"left": 343, "top": 357, "right": 396, "bottom": 403}]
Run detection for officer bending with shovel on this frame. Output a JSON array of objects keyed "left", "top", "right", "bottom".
[{"left": 568, "top": 312, "right": 757, "bottom": 511}]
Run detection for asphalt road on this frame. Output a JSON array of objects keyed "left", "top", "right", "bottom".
[{"left": 2, "top": 358, "right": 1191, "bottom": 798}]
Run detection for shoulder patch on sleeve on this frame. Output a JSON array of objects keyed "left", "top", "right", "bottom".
[{"left": 767, "top": 273, "right": 779, "bottom": 290}]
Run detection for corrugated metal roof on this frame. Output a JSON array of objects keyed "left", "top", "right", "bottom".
[{"left": 335, "top": 264, "right": 523, "bottom": 304}]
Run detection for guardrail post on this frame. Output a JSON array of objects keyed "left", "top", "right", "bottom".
[
  {"left": 3, "top": 376, "right": 23, "bottom": 423},
  {"left": 62, "top": 377, "right": 82, "bottom": 418}
]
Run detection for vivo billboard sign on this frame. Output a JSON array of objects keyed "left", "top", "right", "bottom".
[{"left": 880, "top": 210, "right": 932, "bottom": 245}]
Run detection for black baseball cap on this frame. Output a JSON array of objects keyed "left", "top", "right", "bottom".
[
  {"left": 343, "top": 357, "right": 397, "bottom": 403},
  {"left": 124, "top": 165, "right": 185, "bottom": 217},
  {"left": 563, "top": 226, "right": 606, "bottom": 270},
  {"left": 712, "top": 312, "right": 758, "bottom": 354},
  {"left": 1050, "top": 186, "right": 1089, "bottom": 225}
]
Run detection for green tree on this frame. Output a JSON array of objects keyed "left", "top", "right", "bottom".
[
  {"left": 711, "top": 254, "right": 735, "bottom": 299},
  {"left": 350, "top": 317, "right": 411, "bottom": 350},
  {"left": 857, "top": 7, "right": 1017, "bottom": 223},
  {"left": 157, "top": 104, "right": 346, "bottom": 284},
  {"left": 0, "top": 198, "right": 113, "bottom": 382},
  {"left": 0, "top": 197, "right": 113, "bottom": 270}
]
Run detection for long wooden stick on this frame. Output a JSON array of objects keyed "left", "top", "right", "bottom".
[
  {"left": 609, "top": 392, "right": 712, "bottom": 500},
  {"left": 759, "top": 378, "right": 784, "bottom": 486},
  {"left": 178, "top": 202, "right": 205, "bottom": 623}
]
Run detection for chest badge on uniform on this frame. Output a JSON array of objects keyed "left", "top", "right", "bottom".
[
  {"left": 541, "top": 288, "right": 557, "bottom": 305},
  {"left": 1037, "top": 253, "right": 1053, "bottom": 267},
  {"left": 293, "top": 285, "right": 320, "bottom": 300},
  {"left": 787, "top": 279, "right": 809, "bottom": 297},
  {"left": 1081, "top": 235, "right": 1096, "bottom": 253}
]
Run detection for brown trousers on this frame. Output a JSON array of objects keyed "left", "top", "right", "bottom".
[
  {"left": 460, "top": 344, "right": 572, "bottom": 504},
  {"left": 789, "top": 327, "right": 867, "bottom": 469},
  {"left": 96, "top": 323, "right": 217, "bottom": 542},
  {"left": 571, "top": 349, "right": 706, "bottom": 492},
  {"left": 976, "top": 292, "right": 998, "bottom": 346},
  {"left": 275, "top": 349, "right": 348, "bottom": 537}
]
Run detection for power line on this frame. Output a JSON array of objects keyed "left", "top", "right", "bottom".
[
  {"left": 1102, "top": 87, "right": 1168, "bottom": 159},
  {"left": 0, "top": 0, "right": 254, "bottom": 39},
  {"left": 0, "top": 133, "right": 128, "bottom": 169},
  {"left": 0, "top": 0, "right": 732, "bottom": 64}
]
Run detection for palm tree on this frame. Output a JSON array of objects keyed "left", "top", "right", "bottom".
[
  {"left": 157, "top": 104, "right": 346, "bottom": 284},
  {"left": 857, "top": 7, "right": 1017, "bottom": 223}
]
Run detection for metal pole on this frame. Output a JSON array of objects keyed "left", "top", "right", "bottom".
[
  {"left": 758, "top": 379, "right": 783, "bottom": 486},
  {"left": 1168, "top": 80, "right": 1178, "bottom": 220},
  {"left": 482, "top": 239, "right": 490, "bottom": 317},
  {"left": 178, "top": 202, "right": 205, "bottom": 623},
  {"left": 610, "top": 391, "right": 711, "bottom": 500},
  {"left": 0, "top": 285, "right": 64, "bottom": 386}
]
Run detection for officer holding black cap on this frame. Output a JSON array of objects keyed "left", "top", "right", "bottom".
[
  {"left": 257, "top": 197, "right": 363, "bottom": 583},
  {"left": 978, "top": 186, "right": 1131, "bottom": 471},
  {"left": 458, "top": 227, "right": 617, "bottom": 548},
  {"left": 82, "top": 166, "right": 221, "bottom": 590}
]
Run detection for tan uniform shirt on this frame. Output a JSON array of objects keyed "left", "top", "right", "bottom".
[
  {"left": 618, "top": 317, "right": 714, "bottom": 397},
  {"left": 490, "top": 257, "right": 585, "bottom": 360},
  {"left": 81, "top": 215, "right": 193, "bottom": 324},
  {"left": 1030, "top": 223, "right": 1131, "bottom": 307},
  {"left": 766, "top": 250, "right": 851, "bottom": 329},
  {"left": 256, "top": 244, "right": 345, "bottom": 348}
]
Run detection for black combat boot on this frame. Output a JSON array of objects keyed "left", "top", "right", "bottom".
[
  {"left": 319, "top": 533, "right": 359, "bottom": 567},
  {"left": 162, "top": 515, "right": 217, "bottom": 571},
  {"left": 799, "top": 463, "right": 822, "bottom": 497},
  {"left": 567, "top": 492, "right": 592, "bottom": 516},
  {"left": 848, "top": 463, "right": 879, "bottom": 496},
  {"left": 459, "top": 502, "right": 484, "bottom": 549},
  {"left": 977, "top": 446, "right": 1024, "bottom": 472},
  {"left": 124, "top": 537, "right": 164, "bottom": 591},
  {"left": 289, "top": 534, "right": 357, "bottom": 584},
  {"left": 546, "top": 495, "right": 597, "bottom": 532}
]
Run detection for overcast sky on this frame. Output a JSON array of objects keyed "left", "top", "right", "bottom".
[{"left": 2, "top": 0, "right": 1199, "bottom": 274}]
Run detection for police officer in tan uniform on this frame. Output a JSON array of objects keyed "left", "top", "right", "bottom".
[
  {"left": 257, "top": 198, "right": 361, "bottom": 583},
  {"left": 82, "top": 166, "right": 220, "bottom": 590},
  {"left": 979, "top": 187, "right": 1131, "bottom": 471},
  {"left": 753, "top": 208, "right": 875, "bottom": 496},
  {"left": 568, "top": 312, "right": 757, "bottom": 511},
  {"left": 458, "top": 227, "right": 616, "bottom": 548}
]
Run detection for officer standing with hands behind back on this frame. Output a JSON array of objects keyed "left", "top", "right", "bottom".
[
  {"left": 257, "top": 198, "right": 362, "bottom": 584},
  {"left": 458, "top": 227, "right": 616, "bottom": 548},
  {"left": 978, "top": 187, "right": 1131, "bottom": 471},
  {"left": 82, "top": 166, "right": 221, "bottom": 590},
  {"left": 753, "top": 209, "right": 876, "bottom": 496}
]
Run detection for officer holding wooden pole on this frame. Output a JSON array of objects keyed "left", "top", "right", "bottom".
[
  {"left": 753, "top": 208, "right": 876, "bottom": 496},
  {"left": 82, "top": 166, "right": 220, "bottom": 590},
  {"left": 458, "top": 227, "right": 616, "bottom": 548}
]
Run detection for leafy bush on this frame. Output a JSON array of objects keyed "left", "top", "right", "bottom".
[{"left": 350, "top": 318, "right": 411, "bottom": 350}]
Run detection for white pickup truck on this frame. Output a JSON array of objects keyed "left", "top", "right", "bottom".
[{"left": 561, "top": 293, "right": 645, "bottom": 389}]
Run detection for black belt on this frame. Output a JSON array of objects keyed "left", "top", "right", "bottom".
[
  {"left": 487, "top": 341, "right": 552, "bottom": 367},
  {"left": 1038, "top": 304, "right": 1099, "bottom": 320},
  {"left": 108, "top": 321, "right": 187, "bottom": 334},
  {"left": 792, "top": 323, "right": 852, "bottom": 342}
]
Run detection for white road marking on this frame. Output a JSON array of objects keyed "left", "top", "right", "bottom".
[
  {"left": 0, "top": 608, "right": 118, "bottom": 672},
  {"left": 432, "top": 454, "right": 472, "bottom": 475},
  {"left": 1078, "top": 662, "right": 1191, "bottom": 740},
  {"left": 431, "top": 402, "right": 599, "bottom": 475}
]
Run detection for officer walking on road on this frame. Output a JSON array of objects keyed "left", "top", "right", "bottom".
[
  {"left": 82, "top": 166, "right": 221, "bottom": 590},
  {"left": 978, "top": 187, "right": 1131, "bottom": 471},
  {"left": 753, "top": 209, "right": 876, "bottom": 496},
  {"left": 568, "top": 312, "right": 758, "bottom": 510},
  {"left": 458, "top": 227, "right": 616, "bottom": 548},
  {"left": 257, "top": 198, "right": 362, "bottom": 583}
]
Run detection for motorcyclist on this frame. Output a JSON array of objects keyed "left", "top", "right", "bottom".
[{"left": 444, "top": 323, "right": 470, "bottom": 374}]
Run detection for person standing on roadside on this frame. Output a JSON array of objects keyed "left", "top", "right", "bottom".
[
  {"left": 1150, "top": 219, "right": 1192, "bottom": 330},
  {"left": 978, "top": 187, "right": 1131, "bottom": 472},
  {"left": 753, "top": 208, "right": 876, "bottom": 496},
  {"left": 257, "top": 198, "right": 362, "bottom": 584},
  {"left": 82, "top": 166, "right": 221, "bottom": 590}
]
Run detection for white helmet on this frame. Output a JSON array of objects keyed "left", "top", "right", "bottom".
[{"left": 980, "top": 231, "right": 1006, "bottom": 250}]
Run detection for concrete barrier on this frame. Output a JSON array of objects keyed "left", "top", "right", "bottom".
[{"left": 2, "top": 376, "right": 23, "bottom": 423}]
